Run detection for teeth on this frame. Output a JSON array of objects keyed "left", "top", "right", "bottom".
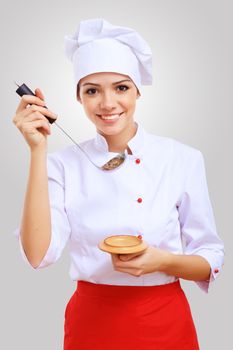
[{"left": 99, "top": 113, "right": 122, "bottom": 120}]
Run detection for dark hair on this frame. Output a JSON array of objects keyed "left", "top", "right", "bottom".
[{"left": 76, "top": 84, "right": 80, "bottom": 99}]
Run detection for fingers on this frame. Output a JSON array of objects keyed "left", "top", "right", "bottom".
[
  {"left": 111, "top": 254, "right": 142, "bottom": 276},
  {"left": 111, "top": 253, "right": 140, "bottom": 266},
  {"left": 13, "top": 109, "right": 53, "bottom": 137},
  {"left": 16, "top": 94, "right": 46, "bottom": 114},
  {"left": 13, "top": 88, "right": 56, "bottom": 148},
  {"left": 111, "top": 252, "right": 145, "bottom": 276},
  {"left": 35, "top": 88, "right": 45, "bottom": 100},
  {"left": 28, "top": 104, "right": 57, "bottom": 121},
  {"left": 15, "top": 112, "right": 48, "bottom": 127},
  {"left": 13, "top": 104, "right": 57, "bottom": 125},
  {"left": 119, "top": 252, "right": 143, "bottom": 261},
  {"left": 18, "top": 117, "right": 51, "bottom": 136}
]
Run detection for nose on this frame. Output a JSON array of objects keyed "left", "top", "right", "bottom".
[{"left": 99, "top": 91, "right": 117, "bottom": 111}]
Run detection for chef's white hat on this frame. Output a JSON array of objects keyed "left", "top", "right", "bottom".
[{"left": 64, "top": 18, "right": 152, "bottom": 92}]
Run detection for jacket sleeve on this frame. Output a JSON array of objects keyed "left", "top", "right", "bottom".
[
  {"left": 178, "top": 150, "right": 225, "bottom": 293},
  {"left": 13, "top": 152, "right": 71, "bottom": 270}
]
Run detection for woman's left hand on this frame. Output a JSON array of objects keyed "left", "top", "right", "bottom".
[{"left": 111, "top": 246, "right": 172, "bottom": 277}]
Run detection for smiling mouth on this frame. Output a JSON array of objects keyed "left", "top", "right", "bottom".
[{"left": 96, "top": 112, "right": 124, "bottom": 120}]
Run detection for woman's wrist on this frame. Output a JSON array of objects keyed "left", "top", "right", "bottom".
[
  {"left": 158, "top": 251, "right": 211, "bottom": 281},
  {"left": 30, "top": 144, "right": 47, "bottom": 157},
  {"left": 157, "top": 249, "right": 174, "bottom": 273}
]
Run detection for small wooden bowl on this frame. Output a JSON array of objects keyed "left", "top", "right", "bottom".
[{"left": 98, "top": 235, "right": 147, "bottom": 254}]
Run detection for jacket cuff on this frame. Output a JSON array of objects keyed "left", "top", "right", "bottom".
[
  {"left": 13, "top": 228, "right": 57, "bottom": 270},
  {"left": 194, "top": 250, "right": 224, "bottom": 293}
]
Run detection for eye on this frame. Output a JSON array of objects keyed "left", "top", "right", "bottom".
[
  {"left": 116, "top": 85, "right": 129, "bottom": 92},
  {"left": 85, "top": 88, "right": 97, "bottom": 95}
]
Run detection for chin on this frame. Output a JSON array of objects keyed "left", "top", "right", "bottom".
[{"left": 98, "top": 126, "right": 123, "bottom": 136}]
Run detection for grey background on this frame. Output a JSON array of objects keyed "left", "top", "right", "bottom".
[{"left": 1, "top": 0, "right": 232, "bottom": 348}]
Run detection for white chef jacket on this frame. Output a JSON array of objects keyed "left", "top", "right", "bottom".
[{"left": 14, "top": 122, "right": 224, "bottom": 293}]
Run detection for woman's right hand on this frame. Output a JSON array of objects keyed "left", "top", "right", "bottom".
[{"left": 13, "top": 88, "right": 57, "bottom": 151}]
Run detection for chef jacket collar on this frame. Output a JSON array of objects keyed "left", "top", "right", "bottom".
[
  {"left": 79, "top": 122, "right": 146, "bottom": 168},
  {"left": 94, "top": 121, "right": 145, "bottom": 155}
]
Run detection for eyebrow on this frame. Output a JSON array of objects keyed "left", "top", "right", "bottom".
[{"left": 81, "top": 79, "right": 132, "bottom": 87}]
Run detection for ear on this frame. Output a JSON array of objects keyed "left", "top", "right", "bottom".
[
  {"left": 77, "top": 95, "right": 82, "bottom": 104},
  {"left": 136, "top": 87, "right": 141, "bottom": 99}
]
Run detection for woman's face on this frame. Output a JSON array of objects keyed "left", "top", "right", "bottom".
[{"left": 77, "top": 72, "right": 140, "bottom": 140}]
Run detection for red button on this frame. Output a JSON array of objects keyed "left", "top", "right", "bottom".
[
  {"left": 137, "top": 198, "right": 143, "bottom": 203},
  {"left": 214, "top": 268, "right": 219, "bottom": 274},
  {"left": 135, "top": 158, "right": 141, "bottom": 164}
]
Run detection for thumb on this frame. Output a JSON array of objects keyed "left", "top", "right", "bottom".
[
  {"left": 119, "top": 255, "right": 129, "bottom": 261},
  {"left": 35, "top": 88, "right": 45, "bottom": 101},
  {"left": 119, "top": 254, "right": 136, "bottom": 261},
  {"left": 119, "top": 252, "right": 143, "bottom": 261}
]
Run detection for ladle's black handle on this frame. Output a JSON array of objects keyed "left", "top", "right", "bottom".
[{"left": 15, "top": 83, "right": 55, "bottom": 124}]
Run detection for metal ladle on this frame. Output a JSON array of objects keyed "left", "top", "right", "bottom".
[{"left": 15, "top": 82, "right": 126, "bottom": 171}]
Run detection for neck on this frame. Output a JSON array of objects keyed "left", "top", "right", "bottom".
[{"left": 101, "top": 122, "right": 137, "bottom": 153}]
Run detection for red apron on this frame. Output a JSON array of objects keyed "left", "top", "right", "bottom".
[{"left": 64, "top": 280, "right": 199, "bottom": 350}]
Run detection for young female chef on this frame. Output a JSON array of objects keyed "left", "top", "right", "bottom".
[{"left": 13, "top": 18, "right": 224, "bottom": 350}]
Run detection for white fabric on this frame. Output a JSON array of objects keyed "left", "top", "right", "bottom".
[
  {"left": 64, "top": 18, "right": 152, "bottom": 91},
  {"left": 13, "top": 122, "right": 224, "bottom": 293}
]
